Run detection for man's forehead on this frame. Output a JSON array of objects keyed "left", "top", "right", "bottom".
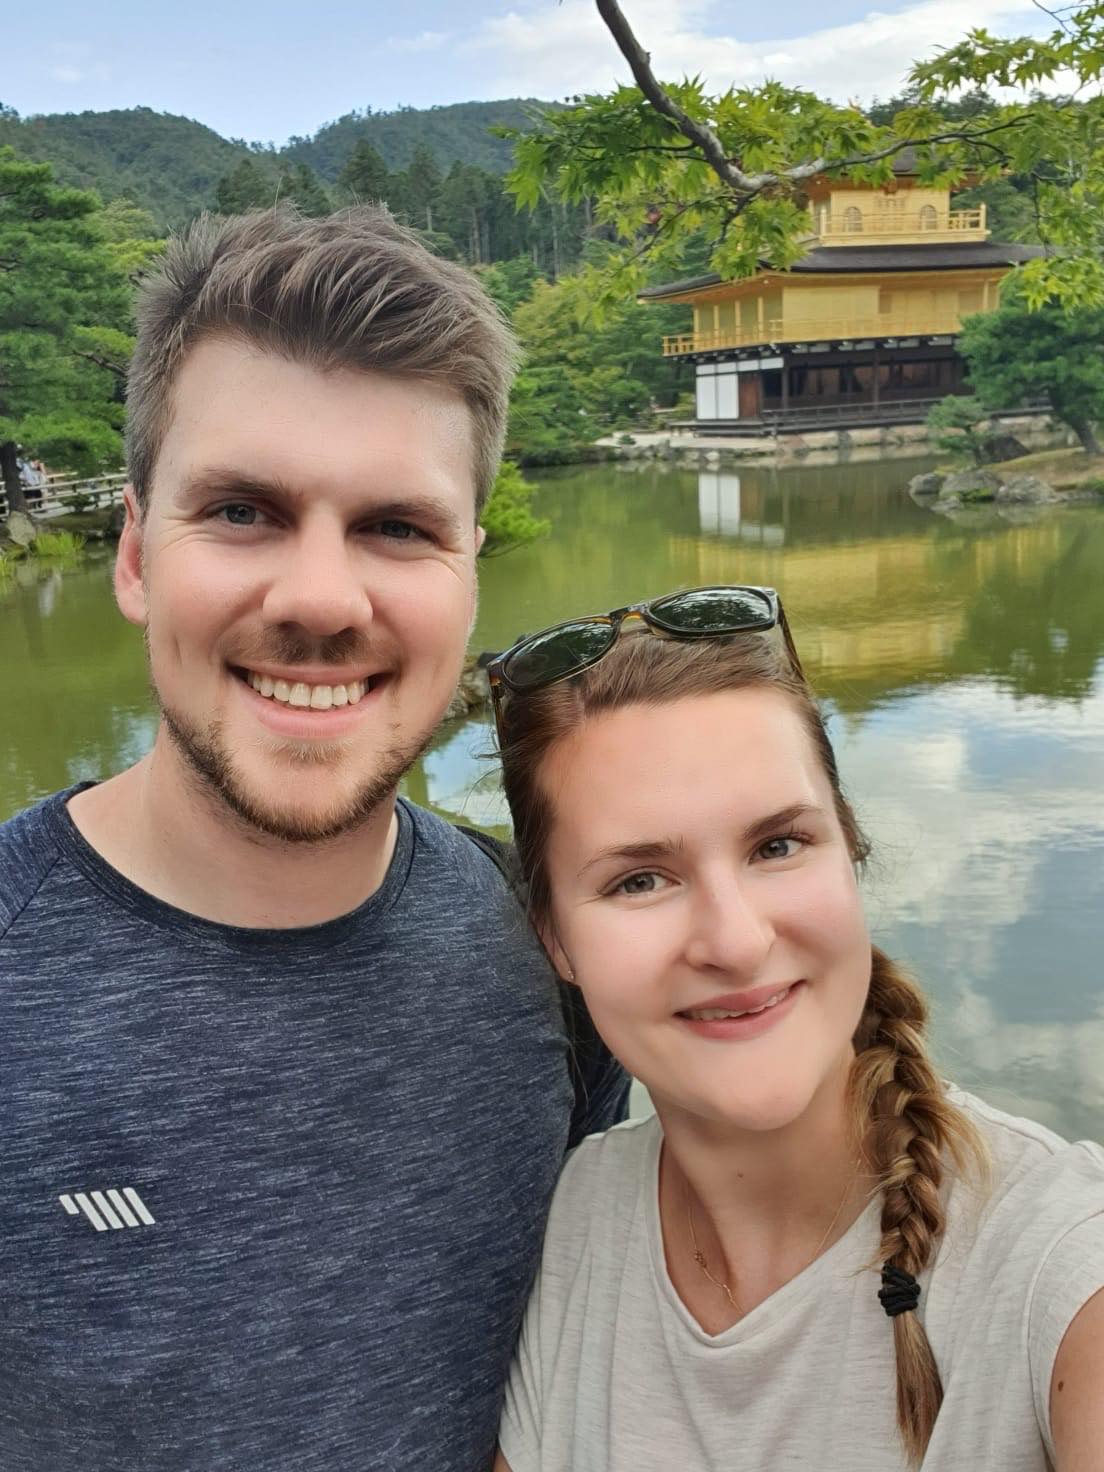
[{"left": 154, "top": 337, "right": 478, "bottom": 511}]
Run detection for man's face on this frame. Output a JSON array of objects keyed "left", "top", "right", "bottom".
[{"left": 116, "top": 336, "right": 482, "bottom": 842}]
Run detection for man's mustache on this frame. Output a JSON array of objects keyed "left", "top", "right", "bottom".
[{"left": 230, "top": 628, "right": 381, "bottom": 668}]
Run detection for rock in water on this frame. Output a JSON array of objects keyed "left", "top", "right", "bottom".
[
  {"left": 941, "top": 469, "right": 1004, "bottom": 503},
  {"left": 907, "top": 471, "right": 946, "bottom": 499},
  {"left": 996, "top": 474, "right": 1061, "bottom": 504},
  {"left": 2, "top": 511, "right": 38, "bottom": 547}
]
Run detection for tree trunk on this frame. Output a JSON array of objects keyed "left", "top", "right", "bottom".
[
  {"left": 1070, "top": 417, "right": 1102, "bottom": 456},
  {"left": 0, "top": 439, "right": 28, "bottom": 516}
]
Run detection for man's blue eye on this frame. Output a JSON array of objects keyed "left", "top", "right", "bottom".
[
  {"left": 379, "top": 520, "right": 418, "bottom": 540},
  {"left": 221, "top": 504, "right": 257, "bottom": 526}
]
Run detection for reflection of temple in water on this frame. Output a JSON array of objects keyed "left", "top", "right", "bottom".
[{"left": 698, "top": 471, "right": 785, "bottom": 545}]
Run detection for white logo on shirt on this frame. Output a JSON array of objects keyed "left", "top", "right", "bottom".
[{"left": 59, "top": 1188, "right": 156, "bottom": 1231}]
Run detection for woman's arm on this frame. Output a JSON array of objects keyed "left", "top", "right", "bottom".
[
  {"left": 492, "top": 1451, "right": 513, "bottom": 1472},
  {"left": 1051, "top": 1286, "right": 1104, "bottom": 1470}
]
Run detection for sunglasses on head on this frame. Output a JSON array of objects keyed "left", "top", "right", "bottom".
[{"left": 488, "top": 585, "right": 803, "bottom": 728}]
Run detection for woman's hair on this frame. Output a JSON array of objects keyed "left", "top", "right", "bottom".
[{"left": 497, "top": 628, "right": 985, "bottom": 1464}]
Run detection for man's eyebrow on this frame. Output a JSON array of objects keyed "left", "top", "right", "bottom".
[
  {"left": 576, "top": 804, "right": 825, "bottom": 879},
  {"left": 173, "top": 468, "right": 468, "bottom": 537}
]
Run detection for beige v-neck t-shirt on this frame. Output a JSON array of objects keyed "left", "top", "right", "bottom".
[{"left": 500, "top": 1091, "right": 1104, "bottom": 1472}]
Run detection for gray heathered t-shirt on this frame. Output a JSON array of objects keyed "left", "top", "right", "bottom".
[
  {"left": 500, "top": 1091, "right": 1104, "bottom": 1472},
  {"left": 0, "top": 786, "right": 627, "bottom": 1471}
]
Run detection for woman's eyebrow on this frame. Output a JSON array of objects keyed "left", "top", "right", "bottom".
[
  {"left": 576, "top": 838, "right": 684, "bottom": 880},
  {"left": 576, "top": 805, "right": 825, "bottom": 879},
  {"left": 742, "top": 803, "right": 824, "bottom": 846}
]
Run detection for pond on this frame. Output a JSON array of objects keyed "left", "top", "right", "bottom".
[{"left": 4, "top": 456, "right": 1103, "bottom": 1141}]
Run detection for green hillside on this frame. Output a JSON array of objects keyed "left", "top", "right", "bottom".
[
  {"left": 0, "top": 98, "right": 547, "bottom": 230},
  {"left": 0, "top": 106, "right": 253, "bottom": 229},
  {"left": 283, "top": 99, "right": 545, "bottom": 180}
]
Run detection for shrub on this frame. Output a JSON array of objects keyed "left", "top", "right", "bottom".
[{"left": 479, "top": 461, "right": 550, "bottom": 557}]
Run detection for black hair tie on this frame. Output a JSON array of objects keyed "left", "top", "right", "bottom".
[{"left": 879, "top": 1263, "right": 921, "bottom": 1318}]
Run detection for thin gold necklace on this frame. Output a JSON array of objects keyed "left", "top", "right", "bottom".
[{"left": 685, "top": 1175, "right": 854, "bottom": 1316}]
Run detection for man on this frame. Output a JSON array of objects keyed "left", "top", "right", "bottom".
[{"left": 0, "top": 208, "right": 626, "bottom": 1470}]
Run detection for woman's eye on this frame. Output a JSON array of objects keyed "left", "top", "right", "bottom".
[
  {"left": 757, "top": 835, "right": 804, "bottom": 862},
  {"left": 217, "top": 503, "right": 260, "bottom": 526},
  {"left": 613, "top": 871, "right": 667, "bottom": 897}
]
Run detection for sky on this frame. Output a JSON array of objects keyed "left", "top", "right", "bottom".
[{"left": 5, "top": 0, "right": 1048, "bottom": 146}]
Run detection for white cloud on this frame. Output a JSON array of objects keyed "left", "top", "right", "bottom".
[
  {"left": 455, "top": 0, "right": 1045, "bottom": 106},
  {"left": 50, "top": 65, "right": 85, "bottom": 84}
]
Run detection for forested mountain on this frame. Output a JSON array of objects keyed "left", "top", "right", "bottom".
[
  {"left": 0, "top": 107, "right": 251, "bottom": 228},
  {"left": 283, "top": 99, "right": 544, "bottom": 180},
  {"left": 0, "top": 98, "right": 547, "bottom": 229}
]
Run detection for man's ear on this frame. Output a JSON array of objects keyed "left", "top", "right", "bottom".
[
  {"left": 474, "top": 523, "right": 486, "bottom": 556},
  {"left": 114, "top": 486, "right": 147, "bottom": 628}
]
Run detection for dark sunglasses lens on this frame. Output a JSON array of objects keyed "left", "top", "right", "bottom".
[
  {"left": 503, "top": 621, "right": 616, "bottom": 691},
  {"left": 651, "top": 586, "right": 774, "bottom": 632}
]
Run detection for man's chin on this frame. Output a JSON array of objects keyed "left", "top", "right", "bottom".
[{"left": 160, "top": 706, "right": 429, "bottom": 845}]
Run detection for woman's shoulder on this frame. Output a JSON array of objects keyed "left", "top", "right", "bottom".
[
  {"left": 541, "top": 1113, "right": 659, "bottom": 1261},
  {"left": 945, "top": 1087, "right": 1104, "bottom": 1250},
  {"left": 951, "top": 1087, "right": 1104, "bottom": 1185}
]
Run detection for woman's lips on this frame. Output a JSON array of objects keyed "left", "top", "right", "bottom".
[{"left": 676, "top": 980, "right": 804, "bottom": 1040}]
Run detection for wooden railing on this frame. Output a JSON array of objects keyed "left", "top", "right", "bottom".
[
  {"left": 0, "top": 470, "right": 128, "bottom": 519},
  {"left": 663, "top": 312, "right": 968, "bottom": 356},
  {"left": 759, "top": 397, "right": 946, "bottom": 428},
  {"left": 816, "top": 206, "right": 987, "bottom": 245}
]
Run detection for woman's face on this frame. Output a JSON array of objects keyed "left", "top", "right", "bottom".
[{"left": 540, "top": 688, "right": 872, "bottom": 1135}]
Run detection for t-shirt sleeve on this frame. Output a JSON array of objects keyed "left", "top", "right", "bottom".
[
  {"left": 498, "top": 1265, "right": 544, "bottom": 1472},
  {"left": 1028, "top": 1207, "right": 1104, "bottom": 1462}
]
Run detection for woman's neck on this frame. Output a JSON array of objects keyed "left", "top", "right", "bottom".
[{"left": 654, "top": 1057, "right": 875, "bottom": 1333}]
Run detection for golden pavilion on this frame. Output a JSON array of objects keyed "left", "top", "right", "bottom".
[{"left": 638, "top": 152, "right": 1043, "bottom": 431}]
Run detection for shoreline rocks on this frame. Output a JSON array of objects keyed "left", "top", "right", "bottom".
[{"left": 908, "top": 465, "right": 1102, "bottom": 516}]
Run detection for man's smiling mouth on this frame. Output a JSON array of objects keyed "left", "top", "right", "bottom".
[{"left": 234, "top": 667, "right": 377, "bottom": 710}]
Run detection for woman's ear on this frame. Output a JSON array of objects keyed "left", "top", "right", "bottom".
[{"left": 538, "top": 919, "right": 577, "bottom": 987}]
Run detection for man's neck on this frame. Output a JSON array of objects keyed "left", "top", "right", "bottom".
[{"left": 66, "top": 737, "right": 400, "bottom": 929}]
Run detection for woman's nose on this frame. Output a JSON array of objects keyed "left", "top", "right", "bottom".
[{"left": 683, "top": 877, "right": 775, "bottom": 977}]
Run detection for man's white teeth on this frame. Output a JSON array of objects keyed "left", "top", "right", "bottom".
[
  {"left": 247, "top": 672, "right": 367, "bottom": 706},
  {"left": 686, "top": 988, "right": 790, "bottom": 1021}
]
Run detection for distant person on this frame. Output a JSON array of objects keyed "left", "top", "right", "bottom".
[
  {"left": 489, "top": 586, "right": 1104, "bottom": 1471},
  {"left": 0, "top": 207, "right": 625, "bottom": 1470}
]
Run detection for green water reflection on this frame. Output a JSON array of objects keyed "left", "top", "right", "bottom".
[{"left": 3, "top": 457, "right": 1103, "bottom": 1140}]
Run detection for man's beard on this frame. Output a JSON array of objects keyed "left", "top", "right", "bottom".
[{"left": 160, "top": 701, "right": 435, "bottom": 845}]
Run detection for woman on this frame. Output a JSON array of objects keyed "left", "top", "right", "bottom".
[{"left": 489, "top": 586, "right": 1104, "bottom": 1471}]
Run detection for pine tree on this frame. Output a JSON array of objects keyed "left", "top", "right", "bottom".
[
  {"left": 0, "top": 149, "right": 131, "bottom": 515},
  {"left": 213, "top": 158, "right": 274, "bottom": 214},
  {"left": 401, "top": 143, "right": 442, "bottom": 232},
  {"left": 338, "top": 140, "right": 391, "bottom": 205}
]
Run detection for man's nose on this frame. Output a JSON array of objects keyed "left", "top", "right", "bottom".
[
  {"left": 683, "top": 875, "right": 775, "bottom": 977},
  {"left": 261, "top": 520, "right": 373, "bottom": 637}
]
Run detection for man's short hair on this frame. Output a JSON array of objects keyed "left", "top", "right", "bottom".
[{"left": 126, "top": 205, "right": 519, "bottom": 516}]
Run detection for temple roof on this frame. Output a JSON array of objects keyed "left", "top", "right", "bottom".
[{"left": 638, "top": 242, "right": 1046, "bottom": 301}]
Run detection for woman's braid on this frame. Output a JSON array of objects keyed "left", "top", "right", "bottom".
[{"left": 848, "top": 946, "right": 985, "bottom": 1464}]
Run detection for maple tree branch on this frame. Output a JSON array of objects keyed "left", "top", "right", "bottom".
[{"left": 594, "top": 0, "right": 1033, "bottom": 194}]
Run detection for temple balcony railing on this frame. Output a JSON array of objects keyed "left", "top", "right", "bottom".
[
  {"left": 814, "top": 206, "right": 987, "bottom": 245},
  {"left": 662, "top": 311, "right": 970, "bottom": 357}
]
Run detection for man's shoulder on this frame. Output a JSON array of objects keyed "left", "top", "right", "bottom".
[
  {"left": 0, "top": 789, "right": 70, "bottom": 938},
  {"left": 401, "top": 799, "right": 519, "bottom": 900}
]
